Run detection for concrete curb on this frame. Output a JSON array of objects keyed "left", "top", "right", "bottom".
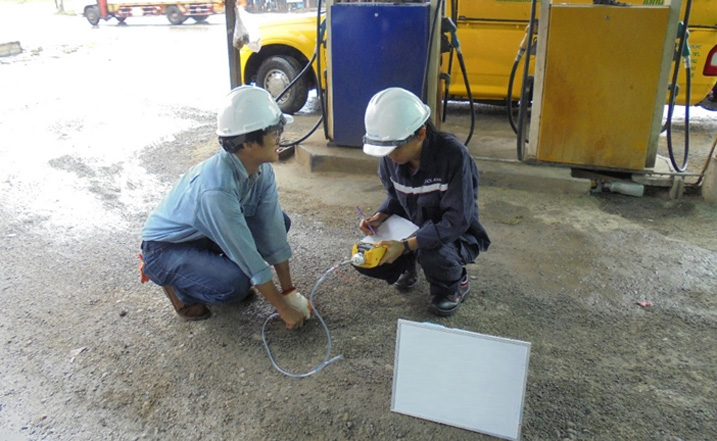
[{"left": 296, "top": 141, "right": 592, "bottom": 195}]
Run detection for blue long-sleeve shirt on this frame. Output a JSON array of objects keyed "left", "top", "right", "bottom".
[
  {"left": 142, "top": 149, "right": 291, "bottom": 286},
  {"left": 377, "top": 130, "right": 490, "bottom": 252}
]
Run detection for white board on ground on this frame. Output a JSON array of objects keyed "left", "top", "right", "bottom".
[{"left": 391, "top": 319, "right": 531, "bottom": 440}]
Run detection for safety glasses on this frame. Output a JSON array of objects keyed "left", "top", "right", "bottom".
[{"left": 264, "top": 115, "right": 288, "bottom": 143}]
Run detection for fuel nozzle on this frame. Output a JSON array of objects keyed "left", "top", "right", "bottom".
[
  {"left": 441, "top": 17, "right": 460, "bottom": 53},
  {"left": 677, "top": 21, "right": 692, "bottom": 68},
  {"left": 516, "top": 20, "right": 539, "bottom": 61}
]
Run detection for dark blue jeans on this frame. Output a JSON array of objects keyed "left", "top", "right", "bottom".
[{"left": 140, "top": 212, "right": 291, "bottom": 305}]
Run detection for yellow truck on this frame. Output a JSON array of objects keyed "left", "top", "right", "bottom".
[
  {"left": 83, "top": 0, "right": 225, "bottom": 25},
  {"left": 239, "top": 0, "right": 717, "bottom": 113}
]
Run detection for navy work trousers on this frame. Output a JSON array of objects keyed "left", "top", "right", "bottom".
[{"left": 353, "top": 238, "right": 478, "bottom": 297}]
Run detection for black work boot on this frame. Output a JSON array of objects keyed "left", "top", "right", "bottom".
[
  {"left": 428, "top": 272, "right": 470, "bottom": 317},
  {"left": 394, "top": 262, "right": 419, "bottom": 292}
]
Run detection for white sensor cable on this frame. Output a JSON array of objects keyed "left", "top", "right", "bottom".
[{"left": 262, "top": 260, "right": 352, "bottom": 378}]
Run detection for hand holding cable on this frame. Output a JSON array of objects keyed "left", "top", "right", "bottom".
[
  {"left": 256, "top": 281, "right": 306, "bottom": 330},
  {"left": 262, "top": 260, "right": 351, "bottom": 378},
  {"left": 281, "top": 287, "right": 312, "bottom": 320}
]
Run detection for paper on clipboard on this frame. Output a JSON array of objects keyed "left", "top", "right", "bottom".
[{"left": 361, "top": 215, "right": 419, "bottom": 243}]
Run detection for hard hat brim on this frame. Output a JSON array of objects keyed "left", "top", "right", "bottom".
[
  {"left": 216, "top": 113, "right": 294, "bottom": 137},
  {"left": 363, "top": 142, "right": 397, "bottom": 157}
]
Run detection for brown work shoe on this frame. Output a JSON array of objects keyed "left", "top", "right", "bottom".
[{"left": 162, "top": 285, "right": 211, "bottom": 321}]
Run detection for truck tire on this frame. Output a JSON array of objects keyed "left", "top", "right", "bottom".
[
  {"left": 256, "top": 55, "right": 310, "bottom": 114},
  {"left": 85, "top": 5, "right": 100, "bottom": 26},
  {"left": 166, "top": 6, "right": 187, "bottom": 25},
  {"left": 192, "top": 15, "right": 208, "bottom": 22}
]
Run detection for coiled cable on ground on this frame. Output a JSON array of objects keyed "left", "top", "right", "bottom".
[{"left": 262, "top": 260, "right": 351, "bottom": 378}]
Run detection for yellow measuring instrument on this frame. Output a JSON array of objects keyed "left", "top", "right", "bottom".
[{"left": 350, "top": 242, "right": 387, "bottom": 268}]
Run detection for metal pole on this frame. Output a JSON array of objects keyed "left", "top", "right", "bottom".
[{"left": 225, "top": 0, "right": 241, "bottom": 89}]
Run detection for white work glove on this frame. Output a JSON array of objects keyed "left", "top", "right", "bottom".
[{"left": 282, "top": 288, "right": 312, "bottom": 319}]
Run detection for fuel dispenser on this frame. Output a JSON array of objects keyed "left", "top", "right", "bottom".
[
  {"left": 324, "top": 0, "right": 444, "bottom": 147},
  {"left": 522, "top": 0, "right": 685, "bottom": 175}
]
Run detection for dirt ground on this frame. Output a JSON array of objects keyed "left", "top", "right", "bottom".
[{"left": 1, "top": 3, "right": 717, "bottom": 441}]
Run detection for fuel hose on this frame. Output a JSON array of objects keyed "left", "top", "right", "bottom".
[
  {"left": 507, "top": 23, "right": 533, "bottom": 135},
  {"left": 273, "top": 13, "right": 327, "bottom": 148},
  {"left": 664, "top": 0, "right": 693, "bottom": 173},
  {"left": 273, "top": 49, "right": 325, "bottom": 148},
  {"left": 441, "top": 0, "right": 459, "bottom": 123},
  {"left": 516, "top": 0, "right": 538, "bottom": 161},
  {"left": 440, "top": 15, "right": 475, "bottom": 146}
]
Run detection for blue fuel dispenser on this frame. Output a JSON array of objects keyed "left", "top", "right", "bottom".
[{"left": 327, "top": 0, "right": 439, "bottom": 147}]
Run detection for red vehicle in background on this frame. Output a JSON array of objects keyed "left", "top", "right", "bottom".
[{"left": 83, "top": 0, "right": 225, "bottom": 25}]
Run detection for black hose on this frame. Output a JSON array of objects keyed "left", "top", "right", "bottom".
[
  {"left": 440, "top": 15, "right": 475, "bottom": 144},
  {"left": 666, "top": 64, "right": 691, "bottom": 172},
  {"left": 273, "top": 49, "right": 324, "bottom": 148},
  {"left": 281, "top": 115, "right": 324, "bottom": 148},
  {"left": 516, "top": 0, "right": 538, "bottom": 161},
  {"left": 426, "top": 0, "right": 476, "bottom": 146},
  {"left": 456, "top": 48, "right": 475, "bottom": 146},
  {"left": 315, "top": 1, "right": 329, "bottom": 140},
  {"left": 664, "top": 0, "right": 692, "bottom": 172},
  {"left": 442, "top": 47, "right": 454, "bottom": 124},
  {"left": 441, "top": 70, "right": 451, "bottom": 123},
  {"left": 442, "top": 0, "right": 458, "bottom": 122},
  {"left": 665, "top": 0, "right": 692, "bottom": 173},
  {"left": 275, "top": 50, "right": 316, "bottom": 103},
  {"left": 506, "top": 54, "right": 522, "bottom": 135},
  {"left": 423, "top": 0, "right": 444, "bottom": 103}
]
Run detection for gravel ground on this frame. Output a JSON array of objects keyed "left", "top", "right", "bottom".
[{"left": 1, "top": 3, "right": 716, "bottom": 441}]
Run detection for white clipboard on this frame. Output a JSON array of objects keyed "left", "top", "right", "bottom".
[{"left": 361, "top": 215, "right": 418, "bottom": 243}]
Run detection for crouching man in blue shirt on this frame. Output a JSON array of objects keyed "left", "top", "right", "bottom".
[
  {"left": 139, "top": 86, "right": 308, "bottom": 329},
  {"left": 355, "top": 88, "right": 491, "bottom": 317}
]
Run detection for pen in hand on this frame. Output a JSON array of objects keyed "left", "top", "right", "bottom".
[{"left": 355, "top": 206, "right": 376, "bottom": 235}]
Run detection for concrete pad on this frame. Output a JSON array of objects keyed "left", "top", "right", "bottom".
[
  {"left": 296, "top": 138, "right": 379, "bottom": 175},
  {"left": 296, "top": 133, "right": 592, "bottom": 195},
  {"left": 476, "top": 159, "right": 591, "bottom": 194}
]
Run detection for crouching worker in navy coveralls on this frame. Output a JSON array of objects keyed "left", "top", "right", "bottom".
[
  {"left": 138, "top": 86, "right": 309, "bottom": 329},
  {"left": 354, "top": 87, "right": 490, "bottom": 317}
]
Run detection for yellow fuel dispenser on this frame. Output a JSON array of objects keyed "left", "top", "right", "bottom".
[{"left": 524, "top": 0, "right": 684, "bottom": 173}]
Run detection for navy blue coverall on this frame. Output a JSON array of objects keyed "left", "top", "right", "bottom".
[{"left": 355, "top": 129, "right": 490, "bottom": 297}]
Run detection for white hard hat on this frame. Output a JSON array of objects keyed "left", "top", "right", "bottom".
[
  {"left": 363, "top": 87, "right": 430, "bottom": 157},
  {"left": 216, "top": 85, "right": 294, "bottom": 137}
]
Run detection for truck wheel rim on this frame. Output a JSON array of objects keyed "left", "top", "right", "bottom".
[{"left": 264, "top": 70, "right": 291, "bottom": 105}]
